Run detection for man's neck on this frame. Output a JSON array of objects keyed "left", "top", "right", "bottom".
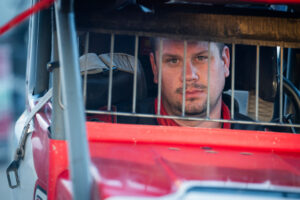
[{"left": 174, "top": 118, "right": 221, "bottom": 128}]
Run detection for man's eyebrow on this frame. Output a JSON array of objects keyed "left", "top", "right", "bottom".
[
  {"left": 162, "top": 53, "right": 181, "bottom": 58},
  {"left": 193, "top": 50, "right": 209, "bottom": 56}
]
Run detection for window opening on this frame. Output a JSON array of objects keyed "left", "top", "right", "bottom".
[{"left": 82, "top": 33, "right": 300, "bottom": 132}]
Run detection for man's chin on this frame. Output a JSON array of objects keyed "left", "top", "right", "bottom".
[
  {"left": 184, "top": 110, "right": 207, "bottom": 117},
  {"left": 181, "top": 105, "right": 207, "bottom": 117},
  {"left": 173, "top": 100, "right": 206, "bottom": 116}
]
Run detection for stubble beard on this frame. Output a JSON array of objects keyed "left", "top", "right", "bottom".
[
  {"left": 163, "top": 82, "right": 223, "bottom": 118},
  {"left": 172, "top": 92, "right": 222, "bottom": 118},
  {"left": 173, "top": 83, "right": 208, "bottom": 117},
  {"left": 174, "top": 98, "right": 208, "bottom": 117}
]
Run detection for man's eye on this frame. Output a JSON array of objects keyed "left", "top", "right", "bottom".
[
  {"left": 196, "top": 55, "right": 208, "bottom": 61},
  {"left": 166, "top": 58, "right": 179, "bottom": 64}
]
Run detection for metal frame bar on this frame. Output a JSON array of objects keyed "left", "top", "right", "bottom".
[
  {"left": 280, "top": 47, "right": 284, "bottom": 123},
  {"left": 206, "top": 42, "right": 211, "bottom": 118},
  {"left": 86, "top": 110, "right": 300, "bottom": 128},
  {"left": 50, "top": 8, "right": 66, "bottom": 140},
  {"left": 182, "top": 40, "right": 187, "bottom": 116},
  {"left": 107, "top": 33, "right": 115, "bottom": 111},
  {"left": 34, "top": 7, "right": 51, "bottom": 95},
  {"left": 132, "top": 35, "right": 139, "bottom": 113},
  {"left": 157, "top": 38, "right": 163, "bottom": 115},
  {"left": 231, "top": 43, "right": 235, "bottom": 119},
  {"left": 26, "top": 0, "right": 51, "bottom": 96},
  {"left": 255, "top": 45, "right": 260, "bottom": 121},
  {"left": 284, "top": 48, "right": 292, "bottom": 115},
  {"left": 82, "top": 32, "right": 89, "bottom": 107},
  {"left": 58, "top": 72, "right": 65, "bottom": 109},
  {"left": 26, "top": 0, "right": 38, "bottom": 96},
  {"left": 54, "top": 1, "right": 91, "bottom": 199}
]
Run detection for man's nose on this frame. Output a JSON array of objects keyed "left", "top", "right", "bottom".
[{"left": 181, "top": 60, "right": 198, "bottom": 82}]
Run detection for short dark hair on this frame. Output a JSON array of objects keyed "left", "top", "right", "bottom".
[{"left": 150, "top": 37, "right": 225, "bottom": 58}]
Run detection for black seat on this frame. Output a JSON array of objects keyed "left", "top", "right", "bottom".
[{"left": 80, "top": 53, "right": 147, "bottom": 110}]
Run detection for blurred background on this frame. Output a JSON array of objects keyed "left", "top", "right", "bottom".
[{"left": 0, "top": 0, "right": 30, "bottom": 198}]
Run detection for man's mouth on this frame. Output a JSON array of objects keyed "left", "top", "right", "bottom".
[
  {"left": 184, "top": 89, "right": 205, "bottom": 98},
  {"left": 176, "top": 84, "right": 207, "bottom": 99},
  {"left": 176, "top": 83, "right": 207, "bottom": 93}
]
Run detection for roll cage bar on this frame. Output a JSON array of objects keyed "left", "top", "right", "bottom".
[
  {"left": 54, "top": 0, "right": 92, "bottom": 199},
  {"left": 26, "top": 0, "right": 91, "bottom": 199}
]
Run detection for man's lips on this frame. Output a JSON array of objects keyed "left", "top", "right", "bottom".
[
  {"left": 185, "top": 89, "right": 204, "bottom": 94},
  {"left": 183, "top": 89, "right": 205, "bottom": 98},
  {"left": 176, "top": 84, "right": 207, "bottom": 94},
  {"left": 176, "top": 84, "right": 207, "bottom": 98}
]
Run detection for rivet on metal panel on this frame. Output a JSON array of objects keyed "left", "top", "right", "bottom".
[
  {"left": 240, "top": 152, "right": 253, "bottom": 156},
  {"left": 205, "top": 150, "right": 218, "bottom": 154},
  {"left": 132, "top": 138, "right": 137, "bottom": 145},
  {"left": 168, "top": 147, "right": 180, "bottom": 151},
  {"left": 201, "top": 146, "right": 212, "bottom": 150},
  {"left": 47, "top": 61, "right": 59, "bottom": 72}
]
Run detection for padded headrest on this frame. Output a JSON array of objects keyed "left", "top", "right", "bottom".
[{"left": 80, "top": 53, "right": 147, "bottom": 109}]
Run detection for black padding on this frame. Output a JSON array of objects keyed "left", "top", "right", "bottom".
[
  {"left": 84, "top": 69, "right": 135, "bottom": 110},
  {"left": 222, "top": 93, "right": 239, "bottom": 114}
]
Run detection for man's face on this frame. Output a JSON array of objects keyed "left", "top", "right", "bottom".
[{"left": 150, "top": 39, "right": 230, "bottom": 117}]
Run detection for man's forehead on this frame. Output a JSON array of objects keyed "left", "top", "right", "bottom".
[
  {"left": 153, "top": 38, "right": 221, "bottom": 57},
  {"left": 161, "top": 38, "right": 209, "bottom": 47}
]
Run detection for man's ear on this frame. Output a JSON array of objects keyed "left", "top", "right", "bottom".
[
  {"left": 222, "top": 46, "right": 230, "bottom": 78},
  {"left": 150, "top": 52, "right": 158, "bottom": 83}
]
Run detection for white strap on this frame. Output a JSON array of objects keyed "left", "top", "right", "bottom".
[
  {"left": 24, "top": 88, "right": 53, "bottom": 127},
  {"left": 15, "top": 88, "right": 53, "bottom": 160}
]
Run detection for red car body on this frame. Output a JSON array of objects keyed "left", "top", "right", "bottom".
[{"left": 29, "top": 102, "right": 300, "bottom": 199}]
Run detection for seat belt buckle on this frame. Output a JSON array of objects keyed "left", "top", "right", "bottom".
[{"left": 6, "top": 159, "right": 20, "bottom": 189}]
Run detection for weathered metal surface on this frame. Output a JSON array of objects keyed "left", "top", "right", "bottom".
[
  {"left": 77, "top": 8, "right": 300, "bottom": 48},
  {"left": 55, "top": 1, "right": 92, "bottom": 199}
]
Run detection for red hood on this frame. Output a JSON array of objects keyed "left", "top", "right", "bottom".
[{"left": 85, "top": 122, "right": 300, "bottom": 199}]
